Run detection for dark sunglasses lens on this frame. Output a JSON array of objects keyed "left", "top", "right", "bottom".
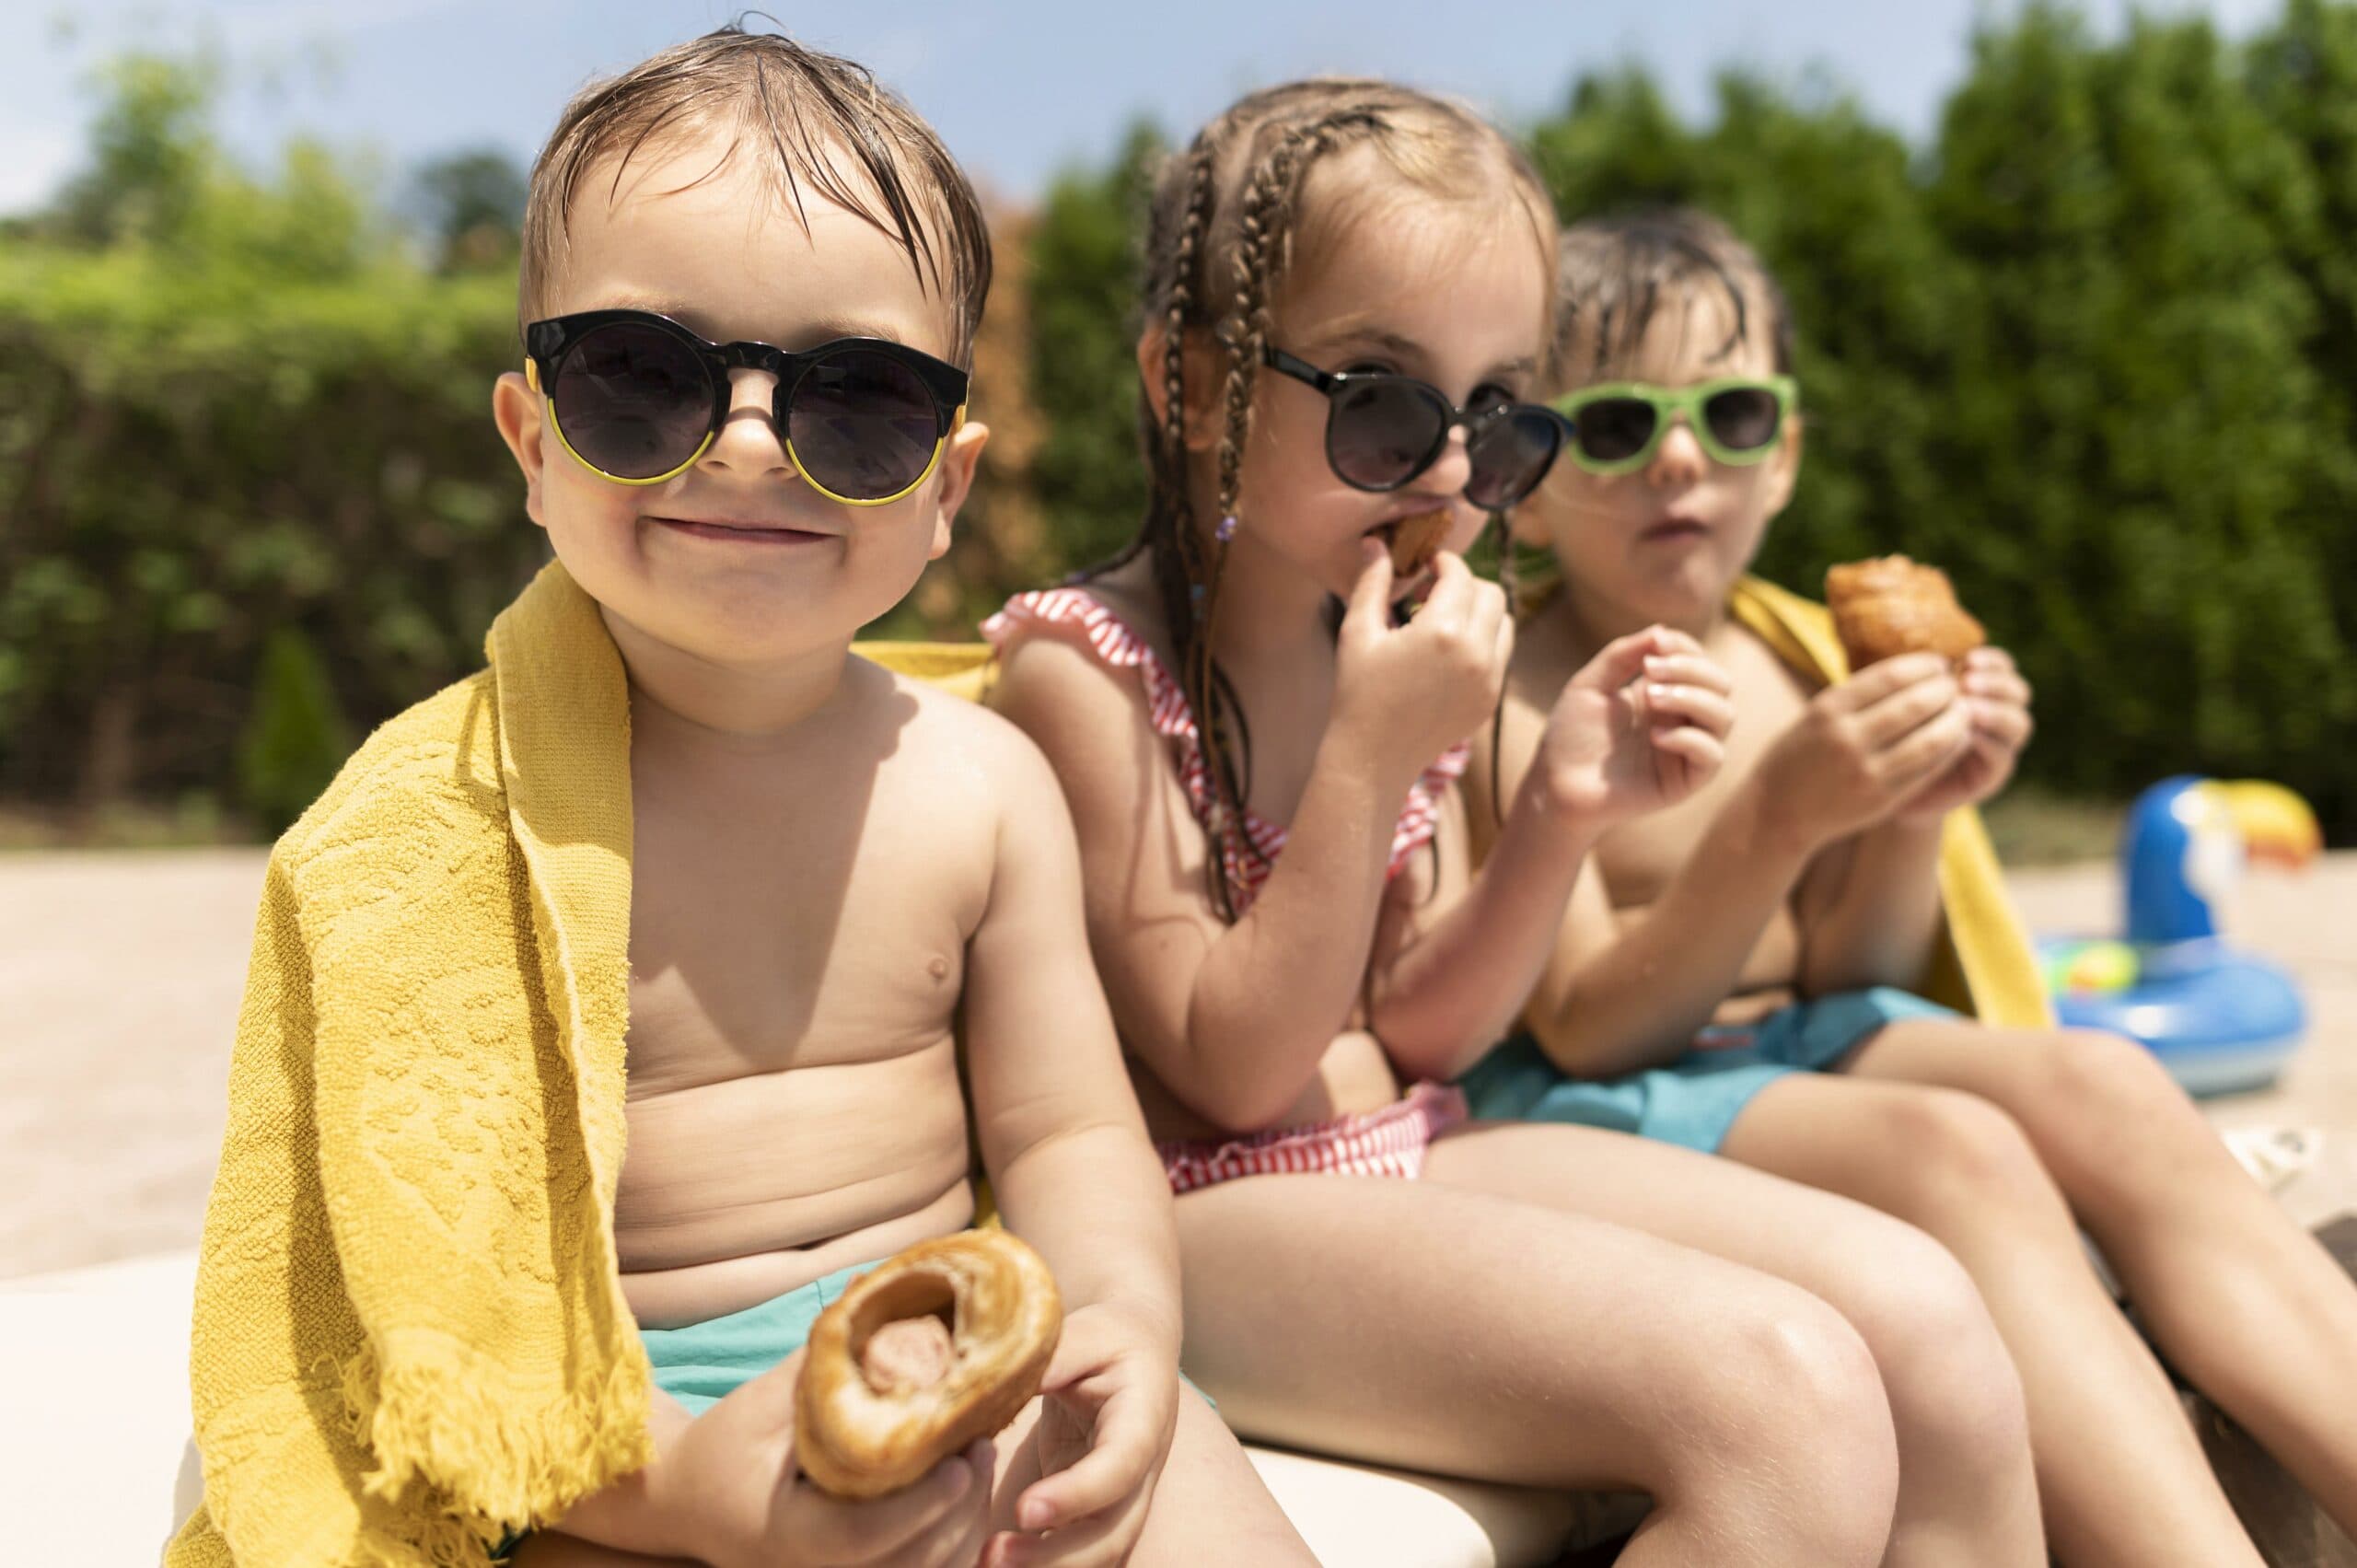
[
  {"left": 786, "top": 350, "right": 942, "bottom": 501},
  {"left": 1465, "top": 408, "right": 1564, "bottom": 509},
  {"left": 550, "top": 321, "right": 715, "bottom": 479},
  {"left": 1703, "top": 386, "right": 1782, "bottom": 452},
  {"left": 1327, "top": 378, "right": 1447, "bottom": 490},
  {"left": 1573, "top": 397, "right": 1658, "bottom": 465}
]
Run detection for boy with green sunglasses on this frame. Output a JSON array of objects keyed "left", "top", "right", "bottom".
[{"left": 1467, "top": 206, "right": 2357, "bottom": 1563}]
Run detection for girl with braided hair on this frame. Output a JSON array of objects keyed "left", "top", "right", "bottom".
[{"left": 984, "top": 79, "right": 2045, "bottom": 1565}]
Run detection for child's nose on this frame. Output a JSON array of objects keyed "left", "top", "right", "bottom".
[
  {"left": 1648, "top": 416, "right": 1707, "bottom": 486},
  {"left": 698, "top": 368, "right": 795, "bottom": 478},
  {"left": 1411, "top": 427, "right": 1475, "bottom": 499}
]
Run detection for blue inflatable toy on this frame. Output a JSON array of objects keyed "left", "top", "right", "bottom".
[{"left": 2039, "top": 777, "right": 2320, "bottom": 1096}]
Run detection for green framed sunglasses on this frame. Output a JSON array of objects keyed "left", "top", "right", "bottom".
[{"left": 1550, "top": 376, "right": 1799, "bottom": 476}]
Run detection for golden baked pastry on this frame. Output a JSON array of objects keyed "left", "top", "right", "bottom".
[
  {"left": 796, "top": 1230, "right": 1063, "bottom": 1498},
  {"left": 1826, "top": 555, "right": 1986, "bottom": 669},
  {"left": 1387, "top": 507, "right": 1453, "bottom": 576}
]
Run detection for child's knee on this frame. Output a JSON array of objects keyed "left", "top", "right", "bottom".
[
  {"left": 1684, "top": 1283, "right": 1896, "bottom": 1481},
  {"left": 2041, "top": 1028, "right": 2189, "bottom": 1123},
  {"left": 1664, "top": 1286, "right": 1898, "bottom": 1560},
  {"left": 1878, "top": 1086, "right": 2060, "bottom": 1222},
  {"left": 1837, "top": 1227, "right": 2029, "bottom": 1466}
]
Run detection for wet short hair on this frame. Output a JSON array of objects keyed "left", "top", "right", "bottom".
[
  {"left": 1551, "top": 206, "right": 1792, "bottom": 387},
  {"left": 517, "top": 22, "right": 991, "bottom": 364}
]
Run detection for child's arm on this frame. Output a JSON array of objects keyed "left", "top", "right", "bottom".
[
  {"left": 1515, "top": 779, "right": 1818, "bottom": 1077},
  {"left": 961, "top": 726, "right": 1190, "bottom": 1547},
  {"left": 993, "top": 546, "right": 1510, "bottom": 1132},
  {"left": 1510, "top": 653, "right": 1970, "bottom": 1077},
  {"left": 1371, "top": 627, "right": 1733, "bottom": 1083},
  {"left": 1794, "top": 646, "right": 2033, "bottom": 995}
]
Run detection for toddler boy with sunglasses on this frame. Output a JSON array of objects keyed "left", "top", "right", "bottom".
[
  {"left": 1462, "top": 205, "right": 2035, "bottom": 1144},
  {"left": 173, "top": 25, "right": 1309, "bottom": 1568},
  {"left": 1464, "top": 211, "right": 2357, "bottom": 1563}
]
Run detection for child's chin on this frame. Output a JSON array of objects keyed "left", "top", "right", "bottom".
[{"left": 1631, "top": 555, "right": 1735, "bottom": 618}]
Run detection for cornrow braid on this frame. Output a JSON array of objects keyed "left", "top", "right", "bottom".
[{"left": 1190, "top": 110, "right": 1376, "bottom": 912}]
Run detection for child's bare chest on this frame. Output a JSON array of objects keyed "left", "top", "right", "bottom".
[
  {"left": 623, "top": 748, "right": 990, "bottom": 1097},
  {"left": 610, "top": 709, "right": 996, "bottom": 1318}
]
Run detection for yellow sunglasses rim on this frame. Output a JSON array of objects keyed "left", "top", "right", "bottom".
[{"left": 528, "top": 358, "right": 962, "bottom": 508}]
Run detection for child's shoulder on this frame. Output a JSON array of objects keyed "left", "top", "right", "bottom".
[
  {"left": 858, "top": 654, "right": 1065, "bottom": 814},
  {"left": 988, "top": 572, "right": 1177, "bottom": 727}
]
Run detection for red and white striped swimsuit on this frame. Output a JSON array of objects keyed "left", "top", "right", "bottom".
[{"left": 983, "top": 587, "right": 1472, "bottom": 1194}]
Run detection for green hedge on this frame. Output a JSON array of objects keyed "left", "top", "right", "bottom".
[
  {"left": 7, "top": 6, "right": 2357, "bottom": 839},
  {"left": 0, "top": 247, "right": 540, "bottom": 816}
]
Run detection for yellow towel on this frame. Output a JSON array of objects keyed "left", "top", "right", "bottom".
[
  {"left": 172, "top": 563, "right": 654, "bottom": 1567},
  {"left": 1730, "top": 575, "right": 2053, "bottom": 1028}
]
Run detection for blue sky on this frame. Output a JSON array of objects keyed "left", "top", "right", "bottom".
[{"left": 0, "top": 0, "right": 2286, "bottom": 215}]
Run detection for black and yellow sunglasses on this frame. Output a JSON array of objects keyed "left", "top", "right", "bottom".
[{"left": 523, "top": 308, "right": 970, "bottom": 506}]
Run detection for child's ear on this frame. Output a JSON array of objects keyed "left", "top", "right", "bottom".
[
  {"left": 1761, "top": 413, "right": 1804, "bottom": 518},
  {"left": 492, "top": 370, "right": 550, "bottom": 531},
  {"left": 1133, "top": 325, "right": 1225, "bottom": 452},
  {"left": 924, "top": 418, "right": 991, "bottom": 560}
]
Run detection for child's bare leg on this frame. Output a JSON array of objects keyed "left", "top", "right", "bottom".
[
  {"left": 1845, "top": 1020, "right": 2357, "bottom": 1540},
  {"left": 1422, "top": 1121, "right": 2044, "bottom": 1568},
  {"left": 986, "top": 1382, "right": 1318, "bottom": 1565},
  {"left": 1174, "top": 1172, "right": 1899, "bottom": 1568},
  {"left": 1722, "top": 1070, "right": 2263, "bottom": 1568}
]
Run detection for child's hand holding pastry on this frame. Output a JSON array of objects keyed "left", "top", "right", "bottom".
[
  {"left": 1891, "top": 645, "right": 2033, "bottom": 823},
  {"left": 666, "top": 1348, "right": 995, "bottom": 1568},
  {"left": 1751, "top": 652, "right": 1974, "bottom": 852}
]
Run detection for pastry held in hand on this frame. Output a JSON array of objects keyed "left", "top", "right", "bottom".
[
  {"left": 1826, "top": 555, "right": 1986, "bottom": 670},
  {"left": 1387, "top": 507, "right": 1454, "bottom": 576},
  {"left": 796, "top": 1229, "right": 1063, "bottom": 1499}
]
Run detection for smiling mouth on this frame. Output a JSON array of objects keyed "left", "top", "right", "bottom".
[{"left": 651, "top": 517, "right": 834, "bottom": 544}]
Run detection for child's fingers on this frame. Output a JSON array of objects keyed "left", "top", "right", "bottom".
[
  {"left": 1643, "top": 626, "right": 1710, "bottom": 662},
  {"left": 1644, "top": 683, "right": 1736, "bottom": 738},
  {"left": 1412, "top": 551, "right": 1480, "bottom": 631},
  {"left": 1462, "top": 573, "right": 1508, "bottom": 653},
  {"left": 881, "top": 1476, "right": 994, "bottom": 1568},
  {"left": 1570, "top": 626, "right": 1663, "bottom": 693},
  {"left": 797, "top": 1442, "right": 986, "bottom": 1563},
  {"left": 1875, "top": 700, "right": 1973, "bottom": 787},
  {"left": 1962, "top": 664, "right": 2031, "bottom": 707},
  {"left": 1653, "top": 724, "right": 1725, "bottom": 775},
  {"left": 1830, "top": 651, "right": 1949, "bottom": 709},
  {"left": 1969, "top": 696, "right": 2034, "bottom": 751},
  {"left": 1852, "top": 668, "right": 1959, "bottom": 750},
  {"left": 1643, "top": 652, "right": 1732, "bottom": 695},
  {"left": 1341, "top": 540, "right": 1396, "bottom": 637},
  {"left": 985, "top": 1489, "right": 1152, "bottom": 1568},
  {"left": 1013, "top": 1385, "right": 1157, "bottom": 1532},
  {"left": 1489, "top": 597, "right": 1515, "bottom": 673}
]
